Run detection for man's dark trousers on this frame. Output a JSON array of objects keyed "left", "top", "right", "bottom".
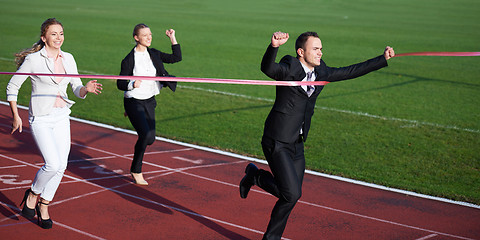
[{"left": 258, "top": 135, "right": 306, "bottom": 240}]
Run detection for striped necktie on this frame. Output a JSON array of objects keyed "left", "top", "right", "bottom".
[{"left": 306, "top": 71, "right": 314, "bottom": 97}]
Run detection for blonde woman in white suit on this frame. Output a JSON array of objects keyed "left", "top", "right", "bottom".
[{"left": 6, "top": 18, "right": 102, "bottom": 229}]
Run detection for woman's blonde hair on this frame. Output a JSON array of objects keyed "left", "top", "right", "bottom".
[{"left": 15, "top": 18, "right": 63, "bottom": 68}]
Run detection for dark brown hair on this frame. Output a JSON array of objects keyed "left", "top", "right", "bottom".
[{"left": 295, "top": 31, "right": 319, "bottom": 53}]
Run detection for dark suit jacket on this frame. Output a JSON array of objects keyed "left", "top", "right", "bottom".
[
  {"left": 261, "top": 44, "right": 388, "bottom": 143},
  {"left": 117, "top": 44, "right": 182, "bottom": 92}
]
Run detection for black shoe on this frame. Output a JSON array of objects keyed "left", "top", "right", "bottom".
[
  {"left": 239, "top": 163, "right": 259, "bottom": 199},
  {"left": 36, "top": 201, "right": 53, "bottom": 229},
  {"left": 20, "top": 189, "right": 36, "bottom": 219}
]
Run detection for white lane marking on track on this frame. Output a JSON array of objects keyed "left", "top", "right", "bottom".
[
  {"left": 416, "top": 234, "right": 439, "bottom": 240},
  {"left": 74, "top": 142, "right": 480, "bottom": 240},
  {"left": 172, "top": 156, "right": 203, "bottom": 164},
  {"left": 7, "top": 142, "right": 472, "bottom": 240},
  {"left": 0, "top": 102, "right": 479, "bottom": 210},
  {"left": 0, "top": 146, "right": 476, "bottom": 240},
  {"left": 0, "top": 103, "right": 478, "bottom": 239},
  {"left": 78, "top": 164, "right": 123, "bottom": 174},
  {"left": 0, "top": 175, "right": 31, "bottom": 185},
  {"left": 54, "top": 222, "right": 107, "bottom": 240},
  {"left": 0, "top": 165, "right": 27, "bottom": 169},
  {"left": 0, "top": 153, "right": 269, "bottom": 238},
  {"left": 0, "top": 202, "right": 106, "bottom": 239},
  {"left": 297, "top": 200, "right": 474, "bottom": 240},
  {"left": 67, "top": 148, "right": 194, "bottom": 163}
]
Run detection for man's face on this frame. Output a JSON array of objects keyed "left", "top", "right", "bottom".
[{"left": 298, "top": 36, "right": 323, "bottom": 69}]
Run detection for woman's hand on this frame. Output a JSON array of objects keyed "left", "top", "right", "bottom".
[
  {"left": 166, "top": 29, "right": 178, "bottom": 45},
  {"left": 11, "top": 115, "right": 22, "bottom": 134},
  {"left": 9, "top": 101, "right": 22, "bottom": 134},
  {"left": 133, "top": 80, "right": 142, "bottom": 88},
  {"left": 85, "top": 80, "right": 103, "bottom": 95}
]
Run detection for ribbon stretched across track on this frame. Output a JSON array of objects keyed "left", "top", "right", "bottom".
[
  {"left": 0, "top": 72, "right": 330, "bottom": 86},
  {"left": 2, "top": 51, "right": 479, "bottom": 85},
  {"left": 394, "top": 52, "right": 480, "bottom": 57}
]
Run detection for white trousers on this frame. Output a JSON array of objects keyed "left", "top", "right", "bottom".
[{"left": 29, "top": 107, "right": 71, "bottom": 201}]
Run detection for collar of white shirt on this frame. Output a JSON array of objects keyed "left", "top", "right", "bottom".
[
  {"left": 39, "top": 47, "right": 64, "bottom": 59},
  {"left": 300, "top": 62, "right": 315, "bottom": 91},
  {"left": 134, "top": 47, "right": 149, "bottom": 54}
]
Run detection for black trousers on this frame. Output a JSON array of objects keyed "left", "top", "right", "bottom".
[
  {"left": 124, "top": 96, "right": 157, "bottom": 173},
  {"left": 259, "top": 135, "right": 306, "bottom": 240}
]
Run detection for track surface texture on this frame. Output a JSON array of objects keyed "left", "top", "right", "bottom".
[{"left": 0, "top": 103, "right": 479, "bottom": 239}]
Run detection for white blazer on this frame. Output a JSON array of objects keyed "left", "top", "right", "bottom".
[{"left": 6, "top": 47, "right": 86, "bottom": 117}]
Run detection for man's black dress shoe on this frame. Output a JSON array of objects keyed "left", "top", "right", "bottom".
[{"left": 240, "top": 163, "right": 259, "bottom": 198}]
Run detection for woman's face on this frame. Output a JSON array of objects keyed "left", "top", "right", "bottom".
[
  {"left": 41, "top": 24, "right": 64, "bottom": 50},
  {"left": 134, "top": 27, "right": 152, "bottom": 47}
]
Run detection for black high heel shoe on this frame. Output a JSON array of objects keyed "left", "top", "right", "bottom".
[
  {"left": 35, "top": 201, "right": 53, "bottom": 229},
  {"left": 19, "top": 189, "right": 36, "bottom": 219}
]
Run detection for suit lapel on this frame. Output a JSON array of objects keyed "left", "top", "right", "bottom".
[
  {"left": 147, "top": 48, "right": 177, "bottom": 92},
  {"left": 147, "top": 48, "right": 161, "bottom": 74},
  {"left": 288, "top": 58, "right": 310, "bottom": 96},
  {"left": 41, "top": 49, "right": 56, "bottom": 83}
]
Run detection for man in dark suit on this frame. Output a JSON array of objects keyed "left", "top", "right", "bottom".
[{"left": 239, "top": 31, "right": 395, "bottom": 240}]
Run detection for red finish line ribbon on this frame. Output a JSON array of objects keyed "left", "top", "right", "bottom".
[
  {"left": 0, "top": 72, "right": 330, "bottom": 86},
  {"left": 2, "top": 52, "right": 478, "bottom": 85},
  {"left": 395, "top": 52, "right": 480, "bottom": 57}
]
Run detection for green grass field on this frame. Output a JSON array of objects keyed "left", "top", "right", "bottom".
[{"left": 1, "top": 0, "right": 479, "bottom": 204}]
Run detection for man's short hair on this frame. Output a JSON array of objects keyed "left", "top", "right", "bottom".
[{"left": 295, "top": 32, "right": 319, "bottom": 52}]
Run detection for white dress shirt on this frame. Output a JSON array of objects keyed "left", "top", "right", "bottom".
[
  {"left": 300, "top": 62, "right": 316, "bottom": 93},
  {"left": 299, "top": 62, "right": 316, "bottom": 135},
  {"left": 124, "top": 48, "right": 162, "bottom": 100}
]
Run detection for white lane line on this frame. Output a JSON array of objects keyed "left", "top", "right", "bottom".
[
  {"left": 0, "top": 165, "right": 27, "bottom": 169},
  {"left": 0, "top": 102, "right": 478, "bottom": 239},
  {"left": 66, "top": 145, "right": 477, "bottom": 240},
  {"left": 1, "top": 100, "right": 478, "bottom": 210},
  {"left": 0, "top": 146, "right": 475, "bottom": 240},
  {"left": 0, "top": 153, "right": 268, "bottom": 238},
  {"left": 298, "top": 200, "right": 474, "bottom": 240},
  {"left": 416, "top": 234, "right": 439, "bottom": 240},
  {"left": 172, "top": 156, "right": 203, "bottom": 164},
  {"left": 64, "top": 105, "right": 480, "bottom": 210},
  {"left": 0, "top": 202, "right": 106, "bottom": 239},
  {"left": 54, "top": 222, "right": 107, "bottom": 240},
  {"left": 67, "top": 148, "right": 193, "bottom": 163},
  {"left": 178, "top": 85, "right": 480, "bottom": 134}
]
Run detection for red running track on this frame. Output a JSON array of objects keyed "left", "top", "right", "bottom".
[{"left": 0, "top": 102, "right": 479, "bottom": 240}]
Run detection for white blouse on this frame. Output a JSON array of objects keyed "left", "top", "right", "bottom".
[{"left": 124, "top": 49, "right": 162, "bottom": 100}]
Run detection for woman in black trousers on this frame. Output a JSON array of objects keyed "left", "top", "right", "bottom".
[{"left": 117, "top": 23, "right": 181, "bottom": 185}]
